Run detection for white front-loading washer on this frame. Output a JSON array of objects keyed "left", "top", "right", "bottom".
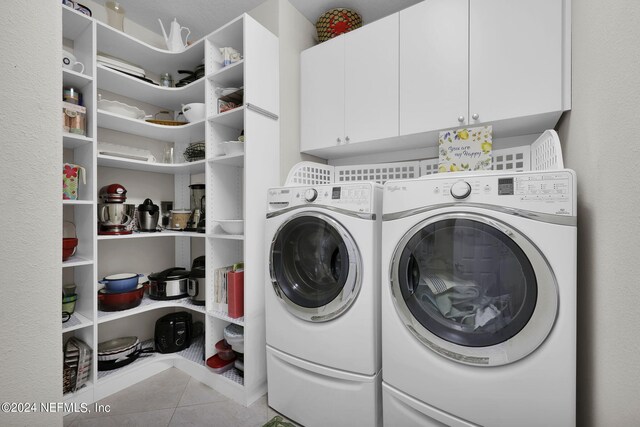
[
  {"left": 381, "top": 170, "right": 576, "bottom": 427},
  {"left": 265, "top": 183, "right": 382, "bottom": 427}
]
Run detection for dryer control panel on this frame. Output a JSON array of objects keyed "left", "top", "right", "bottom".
[
  {"left": 267, "top": 183, "right": 379, "bottom": 214},
  {"left": 384, "top": 170, "right": 576, "bottom": 217}
]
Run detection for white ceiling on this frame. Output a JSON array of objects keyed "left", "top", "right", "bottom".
[{"left": 92, "top": 0, "right": 422, "bottom": 40}]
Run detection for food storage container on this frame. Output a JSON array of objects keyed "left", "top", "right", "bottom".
[{"left": 63, "top": 102, "right": 87, "bottom": 135}]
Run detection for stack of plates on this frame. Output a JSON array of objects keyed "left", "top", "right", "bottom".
[{"left": 97, "top": 54, "right": 146, "bottom": 78}]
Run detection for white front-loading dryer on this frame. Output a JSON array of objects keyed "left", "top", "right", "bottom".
[
  {"left": 265, "top": 183, "right": 382, "bottom": 427},
  {"left": 381, "top": 170, "right": 577, "bottom": 427}
]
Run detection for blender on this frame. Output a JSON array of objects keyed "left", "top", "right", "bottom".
[
  {"left": 98, "top": 184, "right": 135, "bottom": 235},
  {"left": 186, "top": 184, "right": 205, "bottom": 233}
]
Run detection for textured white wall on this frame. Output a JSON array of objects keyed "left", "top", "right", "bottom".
[
  {"left": 556, "top": 1, "right": 640, "bottom": 425},
  {"left": 0, "top": 1, "right": 63, "bottom": 426}
]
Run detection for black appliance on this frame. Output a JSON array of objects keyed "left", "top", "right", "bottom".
[
  {"left": 148, "top": 267, "right": 190, "bottom": 300},
  {"left": 188, "top": 256, "right": 206, "bottom": 305},
  {"left": 155, "top": 311, "right": 192, "bottom": 353}
]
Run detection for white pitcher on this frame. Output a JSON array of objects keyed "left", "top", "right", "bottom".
[{"left": 158, "top": 18, "right": 190, "bottom": 52}]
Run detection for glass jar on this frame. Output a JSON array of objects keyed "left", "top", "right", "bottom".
[{"left": 160, "top": 73, "right": 173, "bottom": 88}]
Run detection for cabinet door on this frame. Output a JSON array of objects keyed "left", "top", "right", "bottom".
[
  {"left": 469, "top": 0, "right": 563, "bottom": 124},
  {"left": 345, "top": 13, "right": 399, "bottom": 144},
  {"left": 300, "top": 36, "right": 345, "bottom": 152},
  {"left": 399, "top": 0, "right": 469, "bottom": 135}
]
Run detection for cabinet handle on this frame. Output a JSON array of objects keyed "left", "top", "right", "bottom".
[
  {"left": 345, "top": 136, "right": 350, "bottom": 144},
  {"left": 472, "top": 113, "right": 479, "bottom": 120},
  {"left": 336, "top": 137, "right": 342, "bottom": 145},
  {"left": 457, "top": 116, "right": 465, "bottom": 123}
]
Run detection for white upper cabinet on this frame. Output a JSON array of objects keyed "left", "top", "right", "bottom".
[
  {"left": 468, "top": 0, "right": 564, "bottom": 125},
  {"left": 302, "top": 0, "right": 570, "bottom": 158},
  {"left": 345, "top": 13, "right": 399, "bottom": 145},
  {"left": 301, "top": 13, "right": 399, "bottom": 152},
  {"left": 301, "top": 36, "right": 345, "bottom": 152},
  {"left": 400, "top": 0, "right": 567, "bottom": 135},
  {"left": 399, "top": 0, "right": 468, "bottom": 135}
]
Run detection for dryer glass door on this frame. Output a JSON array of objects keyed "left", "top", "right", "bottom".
[
  {"left": 390, "top": 214, "right": 558, "bottom": 366},
  {"left": 270, "top": 212, "right": 362, "bottom": 322}
]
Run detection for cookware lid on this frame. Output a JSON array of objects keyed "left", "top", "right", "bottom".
[
  {"left": 192, "top": 256, "right": 205, "bottom": 269},
  {"left": 189, "top": 184, "right": 205, "bottom": 190},
  {"left": 138, "top": 198, "right": 159, "bottom": 213},
  {"left": 98, "top": 336, "right": 138, "bottom": 355},
  {"left": 103, "top": 273, "right": 139, "bottom": 281},
  {"left": 149, "top": 267, "right": 190, "bottom": 281},
  {"left": 190, "top": 266, "right": 206, "bottom": 279}
]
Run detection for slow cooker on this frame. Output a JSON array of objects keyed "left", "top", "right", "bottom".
[
  {"left": 187, "top": 256, "right": 206, "bottom": 305},
  {"left": 148, "top": 267, "right": 190, "bottom": 300}
]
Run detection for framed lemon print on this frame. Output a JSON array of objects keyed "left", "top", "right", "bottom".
[{"left": 438, "top": 125, "right": 492, "bottom": 172}]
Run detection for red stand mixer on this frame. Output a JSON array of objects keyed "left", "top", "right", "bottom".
[{"left": 98, "top": 184, "right": 135, "bottom": 235}]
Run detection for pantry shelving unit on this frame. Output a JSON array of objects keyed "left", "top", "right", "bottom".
[
  {"left": 203, "top": 13, "right": 279, "bottom": 405},
  {"left": 60, "top": 3, "right": 279, "bottom": 408},
  {"left": 61, "top": 5, "right": 98, "bottom": 406}
]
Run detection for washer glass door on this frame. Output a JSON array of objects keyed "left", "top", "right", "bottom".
[
  {"left": 390, "top": 214, "right": 558, "bottom": 366},
  {"left": 270, "top": 212, "right": 361, "bottom": 322}
]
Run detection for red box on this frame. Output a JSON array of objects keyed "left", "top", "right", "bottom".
[{"left": 227, "top": 270, "right": 244, "bottom": 318}]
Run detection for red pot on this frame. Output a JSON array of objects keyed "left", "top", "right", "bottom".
[
  {"left": 62, "top": 238, "right": 78, "bottom": 261},
  {"left": 98, "top": 284, "right": 147, "bottom": 312}
]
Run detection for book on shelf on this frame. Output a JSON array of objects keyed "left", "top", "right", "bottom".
[{"left": 212, "top": 263, "right": 244, "bottom": 316}]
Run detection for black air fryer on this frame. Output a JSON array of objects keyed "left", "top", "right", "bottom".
[{"left": 155, "top": 312, "right": 192, "bottom": 353}]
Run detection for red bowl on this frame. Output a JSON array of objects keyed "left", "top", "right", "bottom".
[{"left": 62, "top": 238, "right": 78, "bottom": 261}]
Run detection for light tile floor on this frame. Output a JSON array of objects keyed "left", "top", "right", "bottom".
[{"left": 64, "top": 368, "right": 296, "bottom": 427}]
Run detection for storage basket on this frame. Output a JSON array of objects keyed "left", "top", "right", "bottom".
[
  {"left": 183, "top": 142, "right": 206, "bottom": 162},
  {"left": 316, "top": 8, "right": 362, "bottom": 42},
  {"left": 285, "top": 129, "right": 564, "bottom": 186}
]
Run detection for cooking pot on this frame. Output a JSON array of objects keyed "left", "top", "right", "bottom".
[
  {"left": 98, "top": 284, "right": 146, "bottom": 311},
  {"left": 148, "top": 267, "right": 190, "bottom": 300},
  {"left": 99, "top": 273, "right": 143, "bottom": 293},
  {"left": 188, "top": 256, "right": 206, "bottom": 305},
  {"left": 137, "top": 198, "right": 159, "bottom": 231}
]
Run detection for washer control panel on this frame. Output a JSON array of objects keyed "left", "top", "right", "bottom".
[
  {"left": 268, "top": 183, "right": 376, "bottom": 214},
  {"left": 384, "top": 170, "right": 576, "bottom": 217}
]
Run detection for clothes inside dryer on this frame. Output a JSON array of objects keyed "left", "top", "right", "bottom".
[{"left": 397, "top": 218, "right": 537, "bottom": 347}]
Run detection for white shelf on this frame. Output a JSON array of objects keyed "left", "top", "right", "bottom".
[
  {"left": 208, "top": 153, "right": 244, "bottom": 167},
  {"left": 96, "top": 21, "right": 205, "bottom": 78},
  {"left": 98, "top": 155, "right": 206, "bottom": 174},
  {"left": 63, "top": 68, "right": 93, "bottom": 88},
  {"left": 62, "top": 5, "right": 92, "bottom": 40},
  {"left": 63, "top": 199, "right": 94, "bottom": 205},
  {"left": 207, "top": 15, "right": 243, "bottom": 52},
  {"left": 97, "top": 110, "right": 205, "bottom": 142},
  {"left": 207, "top": 106, "right": 244, "bottom": 130},
  {"left": 208, "top": 233, "right": 244, "bottom": 241},
  {"left": 62, "top": 255, "right": 94, "bottom": 268},
  {"left": 63, "top": 382, "right": 94, "bottom": 403},
  {"left": 63, "top": 133, "right": 93, "bottom": 149},
  {"left": 206, "top": 60, "right": 244, "bottom": 87},
  {"left": 207, "top": 309, "right": 245, "bottom": 327},
  {"left": 98, "top": 295, "right": 206, "bottom": 324},
  {"left": 97, "top": 64, "right": 205, "bottom": 111},
  {"left": 63, "top": 312, "right": 94, "bottom": 332},
  {"left": 97, "top": 337, "right": 206, "bottom": 381},
  {"left": 97, "top": 231, "right": 205, "bottom": 240}
]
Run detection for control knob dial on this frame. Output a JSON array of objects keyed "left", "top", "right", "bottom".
[
  {"left": 304, "top": 188, "right": 318, "bottom": 202},
  {"left": 450, "top": 181, "right": 472, "bottom": 199}
]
